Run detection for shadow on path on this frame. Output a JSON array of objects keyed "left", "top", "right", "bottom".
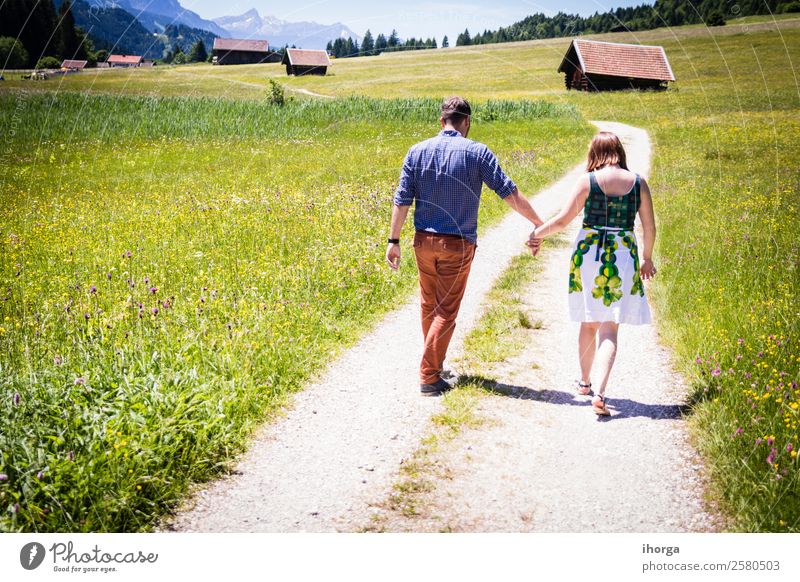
[{"left": 455, "top": 374, "right": 690, "bottom": 421}]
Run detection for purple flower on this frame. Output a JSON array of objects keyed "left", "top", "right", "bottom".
[
  {"left": 787, "top": 444, "right": 794, "bottom": 453},
  {"left": 150, "top": 287, "right": 158, "bottom": 295},
  {"left": 106, "top": 272, "right": 112, "bottom": 280},
  {"left": 11, "top": 503, "right": 19, "bottom": 514},
  {"left": 711, "top": 368, "right": 721, "bottom": 377},
  {"left": 695, "top": 357, "right": 702, "bottom": 364},
  {"left": 735, "top": 427, "right": 744, "bottom": 436},
  {"left": 755, "top": 438, "right": 763, "bottom": 445},
  {"left": 737, "top": 338, "right": 745, "bottom": 345},
  {"left": 54, "top": 355, "right": 62, "bottom": 365},
  {"left": 13, "top": 392, "right": 20, "bottom": 405},
  {"left": 744, "top": 372, "right": 751, "bottom": 379},
  {"left": 768, "top": 437, "right": 775, "bottom": 446},
  {"left": 74, "top": 377, "right": 85, "bottom": 386},
  {"left": 736, "top": 354, "right": 742, "bottom": 361},
  {"left": 84, "top": 313, "right": 90, "bottom": 320},
  {"left": 68, "top": 451, "right": 75, "bottom": 461},
  {"left": 0, "top": 473, "right": 8, "bottom": 482},
  {"left": 124, "top": 250, "right": 132, "bottom": 258},
  {"left": 144, "top": 277, "right": 149, "bottom": 284},
  {"left": 36, "top": 471, "right": 44, "bottom": 480},
  {"left": 89, "top": 285, "right": 97, "bottom": 294},
  {"left": 151, "top": 307, "right": 158, "bottom": 315},
  {"left": 767, "top": 448, "right": 777, "bottom": 465}
]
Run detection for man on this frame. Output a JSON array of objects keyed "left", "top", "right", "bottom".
[{"left": 386, "top": 96, "right": 544, "bottom": 396}]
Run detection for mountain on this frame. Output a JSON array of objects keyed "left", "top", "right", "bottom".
[
  {"left": 214, "top": 8, "right": 360, "bottom": 49},
  {"left": 116, "top": 0, "right": 228, "bottom": 37},
  {"left": 56, "top": 0, "right": 216, "bottom": 60}
]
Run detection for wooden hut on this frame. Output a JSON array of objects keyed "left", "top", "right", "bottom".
[
  {"left": 212, "top": 38, "right": 280, "bottom": 65},
  {"left": 107, "top": 54, "right": 143, "bottom": 68},
  {"left": 281, "top": 49, "right": 331, "bottom": 76},
  {"left": 61, "top": 59, "right": 87, "bottom": 71},
  {"left": 558, "top": 39, "right": 675, "bottom": 91}
]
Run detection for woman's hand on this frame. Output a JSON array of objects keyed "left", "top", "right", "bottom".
[
  {"left": 526, "top": 236, "right": 543, "bottom": 257},
  {"left": 640, "top": 259, "right": 657, "bottom": 280}
]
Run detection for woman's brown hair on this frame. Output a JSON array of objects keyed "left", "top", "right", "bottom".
[{"left": 586, "top": 131, "right": 628, "bottom": 171}]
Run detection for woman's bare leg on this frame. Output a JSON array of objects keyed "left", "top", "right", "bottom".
[
  {"left": 578, "top": 322, "right": 600, "bottom": 385},
  {"left": 594, "top": 322, "right": 620, "bottom": 397}
]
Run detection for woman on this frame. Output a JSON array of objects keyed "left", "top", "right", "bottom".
[{"left": 527, "top": 132, "right": 657, "bottom": 415}]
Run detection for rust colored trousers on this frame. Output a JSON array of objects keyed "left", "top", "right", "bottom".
[{"left": 412, "top": 231, "right": 477, "bottom": 385}]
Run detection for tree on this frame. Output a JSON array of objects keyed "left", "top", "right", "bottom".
[
  {"left": 0, "top": 36, "right": 30, "bottom": 69},
  {"left": 189, "top": 38, "right": 207, "bottom": 62},
  {"left": 456, "top": 28, "right": 471, "bottom": 46},
  {"left": 361, "top": 29, "right": 374, "bottom": 56},
  {"left": 706, "top": 11, "right": 726, "bottom": 26},
  {"left": 441, "top": 35, "right": 449, "bottom": 48},
  {"left": 388, "top": 29, "right": 399, "bottom": 47},
  {"left": 375, "top": 33, "right": 387, "bottom": 53},
  {"left": 55, "top": 1, "right": 85, "bottom": 60},
  {"left": 36, "top": 55, "right": 61, "bottom": 69}
]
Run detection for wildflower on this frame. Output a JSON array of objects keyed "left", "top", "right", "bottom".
[
  {"left": 90, "top": 285, "right": 97, "bottom": 294},
  {"left": 84, "top": 313, "right": 90, "bottom": 320},
  {"left": 738, "top": 338, "right": 745, "bottom": 345},
  {"left": 144, "top": 277, "right": 149, "bottom": 284},
  {"left": 152, "top": 307, "right": 158, "bottom": 315},
  {"left": 711, "top": 368, "right": 721, "bottom": 377},
  {"left": 735, "top": 427, "right": 744, "bottom": 436},
  {"left": 0, "top": 473, "right": 8, "bottom": 481},
  {"left": 68, "top": 451, "right": 75, "bottom": 461},
  {"left": 124, "top": 250, "right": 132, "bottom": 258},
  {"left": 74, "top": 377, "right": 85, "bottom": 385},
  {"left": 788, "top": 444, "right": 794, "bottom": 453},
  {"left": 36, "top": 471, "right": 44, "bottom": 480},
  {"left": 768, "top": 437, "right": 775, "bottom": 446},
  {"left": 755, "top": 438, "right": 762, "bottom": 445},
  {"left": 150, "top": 286, "right": 158, "bottom": 295},
  {"left": 54, "top": 355, "right": 62, "bottom": 365},
  {"left": 11, "top": 503, "right": 19, "bottom": 514},
  {"left": 767, "top": 448, "right": 777, "bottom": 465},
  {"left": 106, "top": 272, "right": 112, "bottom": 280},
  {"left": 13, "top": 392, "right": 20, "bottom": 405}
]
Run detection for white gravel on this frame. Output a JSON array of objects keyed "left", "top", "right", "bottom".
[{"left": 159, "top": 122, "right": 717, "bottom": 533}]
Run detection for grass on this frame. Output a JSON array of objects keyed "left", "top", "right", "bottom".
[
  {"left": 1, "top": 14, "right": 798, "bottom": 532},
  {"left": 0, "top": 91, "right": 589, "bottom": 532}
]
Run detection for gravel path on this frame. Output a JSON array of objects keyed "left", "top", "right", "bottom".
[
  {"left": 159, "top": 121, "right": 716, "bottom": 533},
  {"left": 365, "top": 121, "right": 721, "bottom": 533}
]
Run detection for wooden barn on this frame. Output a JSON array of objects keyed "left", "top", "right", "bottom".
[
  {"left": 558, "top": 39, "right": 675, "bottom": 91},
  {"left": 281, "top": 49, "right": 331, "bottom": 76},
  {"left": 61, "top": 59, "right": 87, "bottom": 71},
  {"left": 107, "top": 54, "right": 143, "bottom": 68},
  {"left": 212, "top": 38, "right": 280, "bottom": 65}
]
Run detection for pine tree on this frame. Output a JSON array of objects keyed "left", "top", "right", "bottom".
[
  {"left": 456, "top": 28, "right": 471, "bottom": 46},
  {"left": 388, "top": 29, "right": 399, "bottom": 47},
  {"left": 441, "top": 35, "right": 449, "bottom": 48},
  {"left": 189, "top": 38, "right": 207, "bottom": 62},
  {"left": 375, "top": 33, "right": 387, "bottom": 54},
  {"left": 361, "top": 29, "right": 374, "bottom": 56},
  {"left": 55, "top": 1, "right": 85, "bottom": 60}
]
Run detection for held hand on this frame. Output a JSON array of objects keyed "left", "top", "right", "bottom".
[
  {"left": 640, "top": 259, "right": 657, "bottom": 280},
  {"left": 526, "top": 237, "right": 543, "bottom": 257},
  {"left": 386, "top": 243, "right": 401, "bottom": 270}
]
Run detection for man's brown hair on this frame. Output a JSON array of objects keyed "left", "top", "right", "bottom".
[{"left": 441, "top": 96, "right": 471, "bottom": 124}]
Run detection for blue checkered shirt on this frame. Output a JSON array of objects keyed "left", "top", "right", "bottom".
[{"left": 393, "top": 129, "right": 517, "bottom": 244}]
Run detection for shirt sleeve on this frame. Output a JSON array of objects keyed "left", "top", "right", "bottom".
[
  {"left": 479, "top": 147, "right": 516, "bottom": 199},
  {"left": 393, "top": 150, "right": 416, "bottom": 206}
]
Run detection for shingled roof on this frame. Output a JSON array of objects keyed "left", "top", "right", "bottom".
[
  {"left": 107, "top": 54, "right": 143, "bottom": 65},
  {"left": 281, "top": 49, "right": 331, "bottom": 67},
  {"left": 213, "top": 38, "right": 270, "bottom": 52},
  {"left": 559, "top": 39, "right": 675, "bottom": 81},
  {"left": 61, "top": 59, "right": 87, "bottom": 69}
]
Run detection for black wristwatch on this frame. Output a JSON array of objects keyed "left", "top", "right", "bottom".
[{"left": 387, "top": 238, "right": 400, "bottom": 244}]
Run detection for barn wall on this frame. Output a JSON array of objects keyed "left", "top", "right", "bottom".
[
  {"left": 213, "top": 50, "right": 281, "bottom": 65},
  {"left": 287, "top": 65, "right": 327, "bottom": 76}
]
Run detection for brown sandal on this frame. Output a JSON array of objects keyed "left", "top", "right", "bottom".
[
  {"left": 577, "top": 380, "right": 592, "bottom": 396},
  {"left": 592, "top": 395, "right": 610, "bottom": 416}
]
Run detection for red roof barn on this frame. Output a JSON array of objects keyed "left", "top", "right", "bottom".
[
  {"left": 61, "top": 59, "right": 87, "bottom": 71},
  {"left": 558, "top": 39, "right": 675, "bottom": 91},
  {"left": 212, "top": 38, "right": 280, "bottom": 65},
  {"left": 107, "top": 54, "right": 143, "bottom": 68},
  {"left": 281, "top": 49, "right": 331, "bottom": 76}
]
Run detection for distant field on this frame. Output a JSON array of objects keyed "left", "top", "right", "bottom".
[{"left": 1, "top": 16, "right": 798, "bottom": 532}]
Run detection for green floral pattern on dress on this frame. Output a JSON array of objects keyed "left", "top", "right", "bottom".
[
  {"left": 569, "top": 231, "right": 599, "bottom": 293},
  {"left": 620, "top": 230, "right": 645, "bottom": 297},
  {"left": 569, "top": 229, "right": 645, "bottom": 305}
]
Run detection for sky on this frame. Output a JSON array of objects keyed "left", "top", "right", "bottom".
[{"left": 184, "top": 0, "right": 654, "bottom": 43}]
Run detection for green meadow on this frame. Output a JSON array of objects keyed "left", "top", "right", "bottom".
[{"left": 1, "top": 15, "right": 798, "bottom": 532}]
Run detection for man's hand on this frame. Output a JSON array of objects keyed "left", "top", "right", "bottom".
[
  {"left": 386, "top": 243, "right": 401, "bottom": 270},
  {"left": 526, "top": 237, "right": 543, "bottom": 257}
]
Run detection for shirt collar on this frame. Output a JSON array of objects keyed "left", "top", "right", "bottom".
[{"left": 439, "top": 129, "right": 462, "bottom": 137}]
